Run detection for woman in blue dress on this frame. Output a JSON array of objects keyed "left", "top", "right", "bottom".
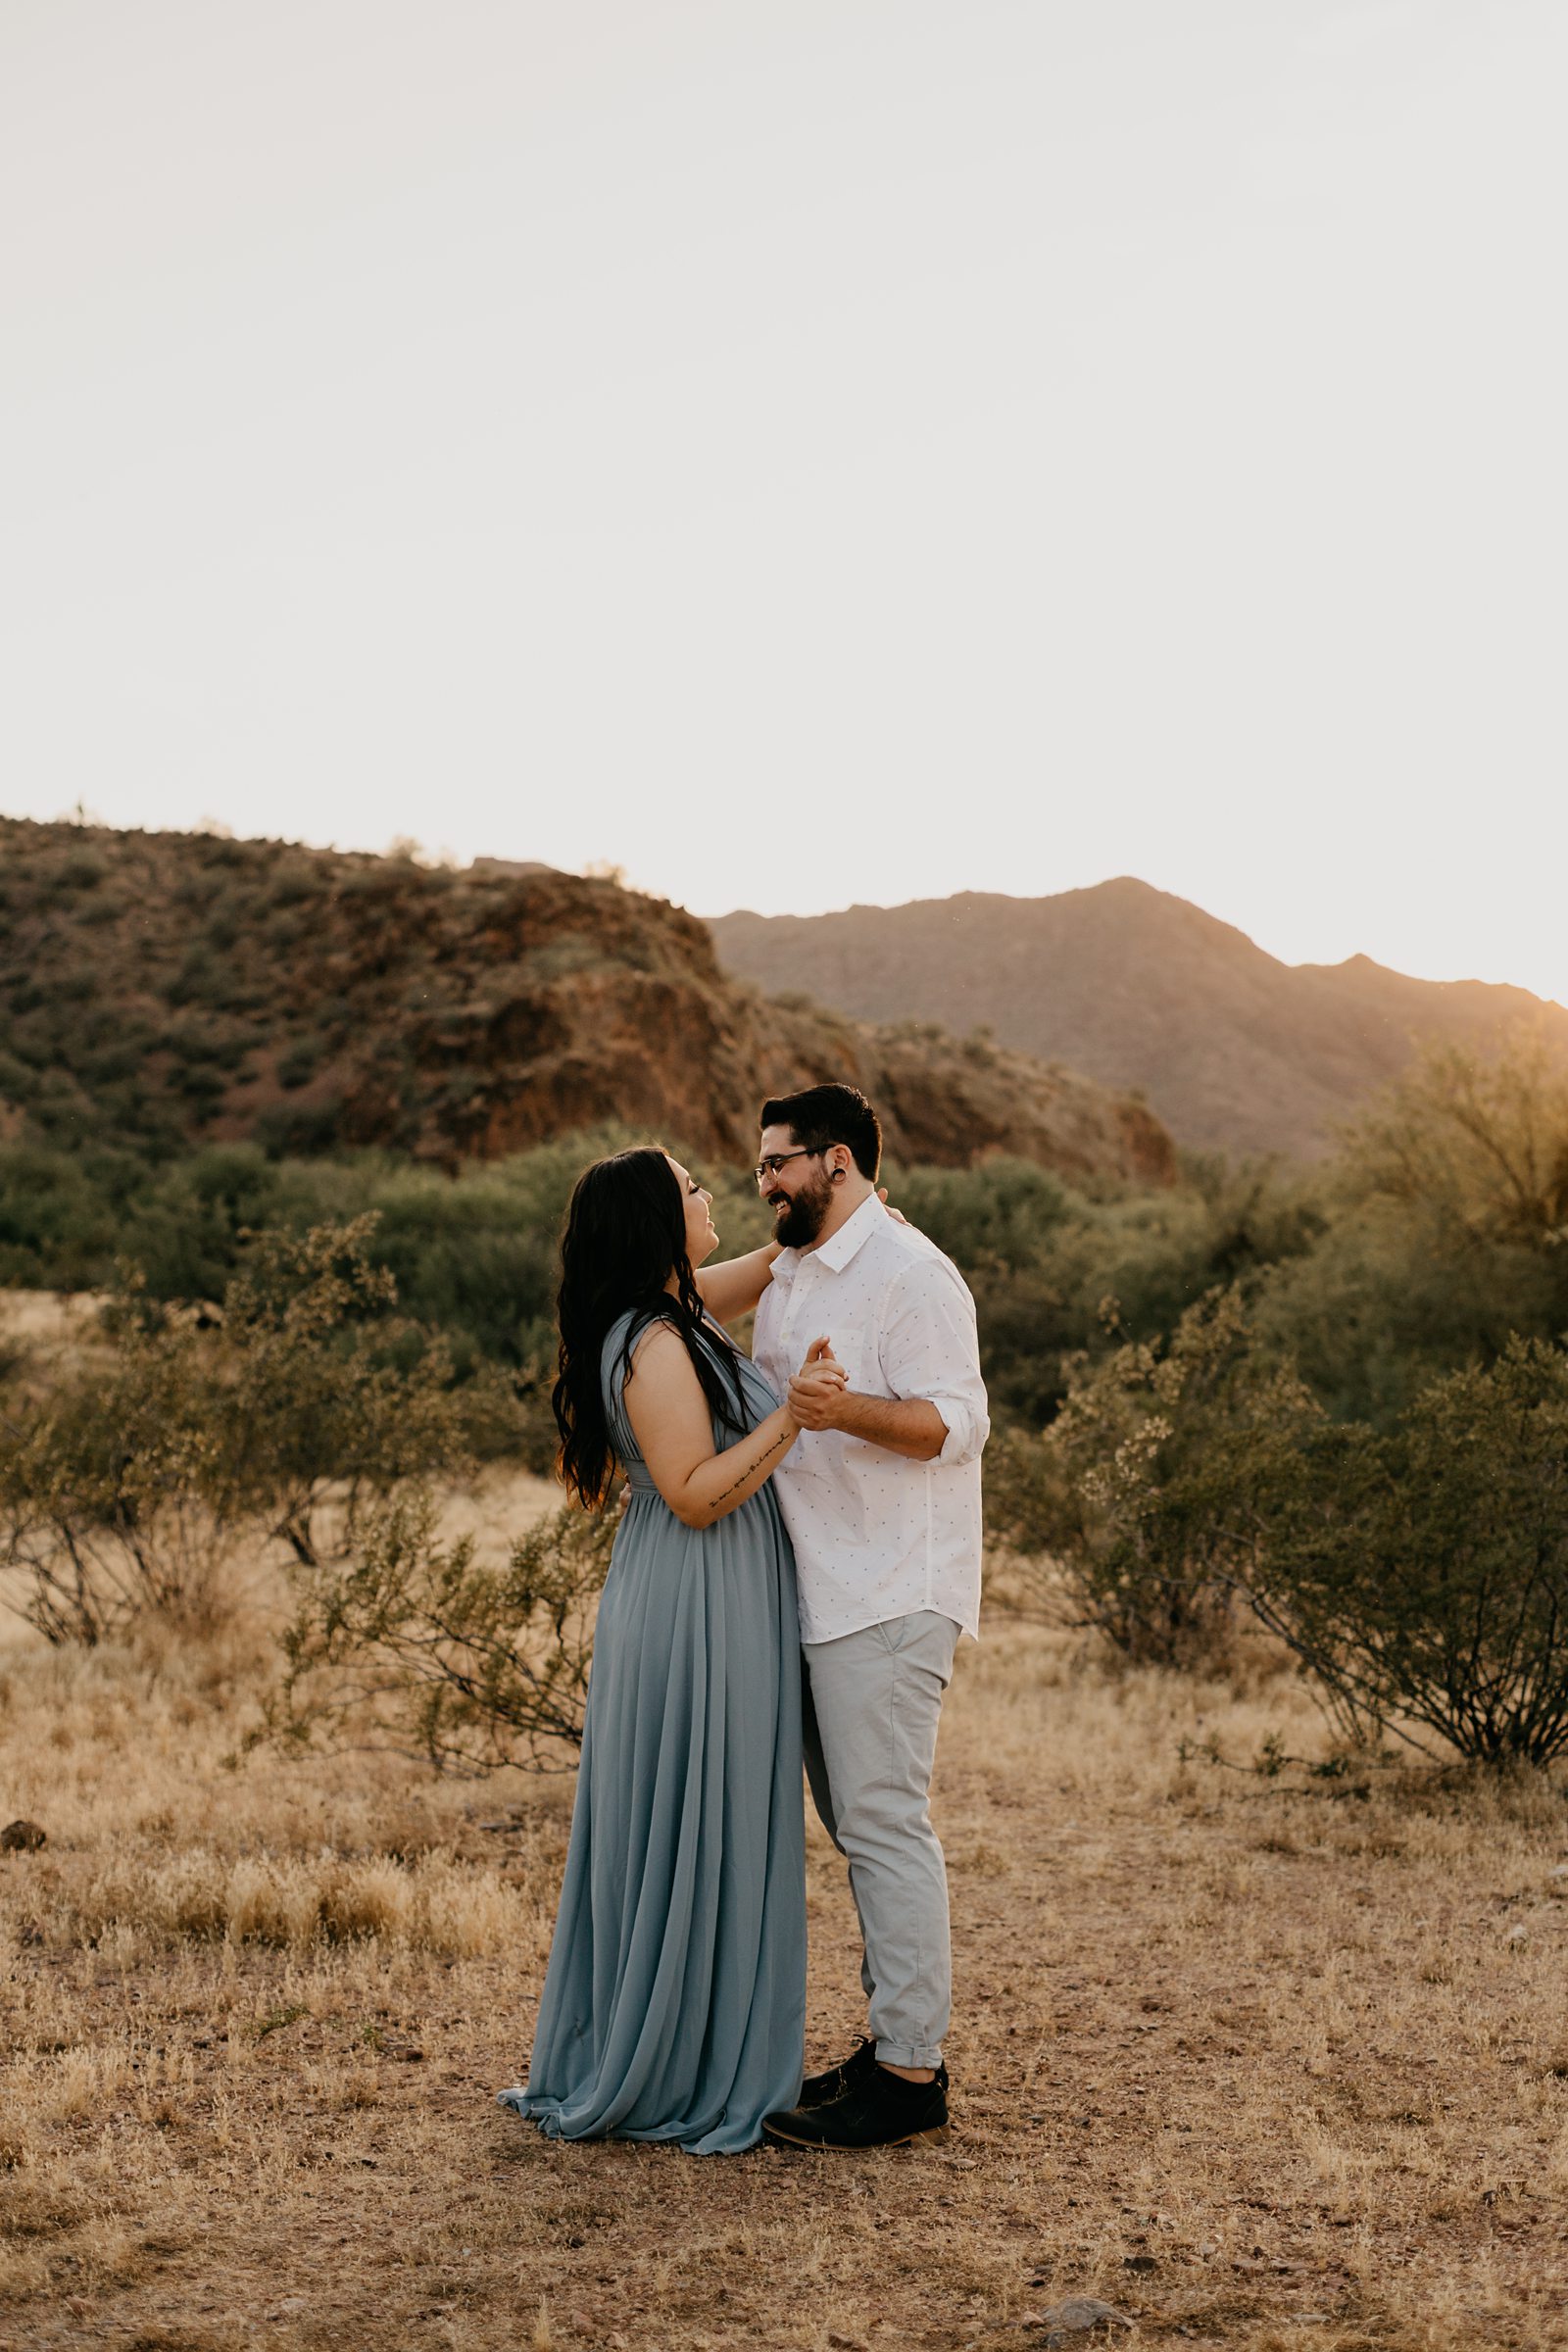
[{"left": 498, "top": 1145, "right": 836, "bottom": 2155}]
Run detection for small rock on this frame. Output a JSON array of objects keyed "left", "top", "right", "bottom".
[
  {"left": 1, "top": 1820, "right": 46, "bottom": 1853},
  {"left": 1549, "top": 1864, "right": 1568, "bottom": 1881},
  {"left": 1028, "top": 2299, "right": 1135, "bottom": 2339}
]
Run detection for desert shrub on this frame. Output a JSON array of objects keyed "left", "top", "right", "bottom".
[
  {"left": 252, "top": 1097, "right": 349, "bottom": 1156},
  {"left": 115, "top": 1144, "right": 292, "bottom": 1301},
  {"left": 1340, "top": 1031, "right": 1568, "bottom": 1245},
  {"left": 1251, "top": 1036, "right": 1568, "bottom": 1425},
  {"left": 265, "top": 863, "right": 320, "bottom": 910},
  {"left": 75, "top": 887, "right": 123, "bottom": 927},
  {"left": 1001, "top": 1285, "right": 1568, "bottom": 1766},
  {"left": 213, "top": 1218, "right": 492, "bottom": 1560},
  {"left": 53, "top": 847, "right": 109, "bottom": 893},
  {"left": 160, "top": 1016, "right": 252, "bottom": 1071},
  {"left": 277, "top": 1034, "right": 325, "bottom": 1089},
  {"left": 0, "top": 1217, "right": 482, "bottom": 1643},
  {"left": 990, "top": 1286, "right": 1317, "bottom": 1667},
  {"left": 1242, "top": 1338, "right": 1568, "bottom": 1765},
  {"left": 0, "top": 1146, "right": 124, "bottom": 1288},
  {"left": 1250, "top": 1197, "right": 1561, "bottom": 1427},
  {"left": 167, "top": 946, "right": 255, "bottom": 1009},
  {"left": 0, "top": 1290, "right": 260, "bottom": 1643},
  {"left": 271, "top": 1488, "right": 614, "bottom": 1773}
]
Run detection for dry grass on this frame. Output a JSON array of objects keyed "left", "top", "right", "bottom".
[{"left": 3, "top": 1510, "right": 1567, "bottom": 2351}]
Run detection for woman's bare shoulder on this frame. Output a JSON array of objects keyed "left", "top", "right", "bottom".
[{"left": 622, "top": 1317, "right": 688, "bottom": 1382}]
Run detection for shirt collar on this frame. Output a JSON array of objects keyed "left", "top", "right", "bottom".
[{"left": 810, "top": 1190, "right": 886, "bottom": 1275}]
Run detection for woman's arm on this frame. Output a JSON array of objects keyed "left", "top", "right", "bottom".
[
  {"left": 694, "top": 1242, "right": 781, "bottom": 1326},
  {"left": 622, "top": 1326, "right": 835, "bottom": 1529}
]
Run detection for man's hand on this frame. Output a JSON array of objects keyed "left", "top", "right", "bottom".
[
  {"left": 788, "top": 1373, "right": 849, "bottom": 1432},
  {"left": 789, "top": 1336, "right": 847, "bottom": 1431}
]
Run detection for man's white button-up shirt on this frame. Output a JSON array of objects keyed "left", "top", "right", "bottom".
[{"left": 752, "top": 1192, "right": 990, "bottom": 1646}]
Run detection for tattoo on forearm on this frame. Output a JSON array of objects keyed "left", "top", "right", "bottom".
[{"left": 708, "top": 1424, "right": 791, "bottom": 1509}]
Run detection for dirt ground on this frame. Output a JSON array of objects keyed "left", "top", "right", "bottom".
[{"left": 2, "top": 1519, "right": 1567, "bottom": 2352}]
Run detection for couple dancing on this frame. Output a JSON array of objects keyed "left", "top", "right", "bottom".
[{"left": 498, "top": 1083, "right": 989, "bottom": 2156}]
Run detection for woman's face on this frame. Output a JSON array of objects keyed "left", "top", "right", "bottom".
[{"left": 667, "top": 1156, "right": 718, "bottom": 1267}]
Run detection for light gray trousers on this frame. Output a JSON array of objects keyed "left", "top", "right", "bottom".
[{"left": 800, "top": 1609, "right": 961, "bottom": 2071}]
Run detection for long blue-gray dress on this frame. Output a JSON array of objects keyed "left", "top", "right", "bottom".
[{"left": 497, "top": 1310, "right": 806, "bottom": 2155}]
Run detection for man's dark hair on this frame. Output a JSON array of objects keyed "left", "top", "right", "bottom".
[{"left": 760, "top": 1083, "right": 883, "bottom": 1181}]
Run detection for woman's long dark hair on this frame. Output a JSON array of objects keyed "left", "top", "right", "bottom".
[{"left": 553, "top": 1146, "right": 748, "bottom": 1509}]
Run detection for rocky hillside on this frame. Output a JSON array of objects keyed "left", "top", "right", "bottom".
[
  {"left": 0, "top": 820, "right": 1174, "bottom": 1187},
  {"left": 710, "top": 879, "right": 1568, "bottom": 1160}
]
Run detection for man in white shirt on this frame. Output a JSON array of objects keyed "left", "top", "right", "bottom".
[{"left": 750, "top": 1084, "right": 989, "bottom": 2152}]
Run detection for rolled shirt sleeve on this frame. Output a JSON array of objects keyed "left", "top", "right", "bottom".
[{"left": 879, "top": 1259, "right": 991, "bottom": 1468}]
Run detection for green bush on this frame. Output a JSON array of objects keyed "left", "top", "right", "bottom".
[
  {"left": 0, "top": 1147, "right": 125, "bottom": 1289},
  {"left": 0, "top": 1218, "right": 484, "bottom": 1643},
  {"left": 1003, "top": 1289, "right": 1568, "bottom": 1766},
  {"left": 1242, "top": 1338, "right": 1568, "bottom": 1766},
  {"left": 272, "top": 1491, "right": 615, "bottom": 1772},
  {"left": 277, "top": 1035, "right": 325, "bottom": 1089},
  {"left": 1250, "top": 1035, "right": 1568, "bottom": 1425},
  {"left": 990, "top": 1287, "right": 1317, "bottom": 1667}
]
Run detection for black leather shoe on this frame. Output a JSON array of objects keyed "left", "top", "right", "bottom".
[
  {"left": 763, "top": 2062, "right": 950, "bottom": 2150},
  {"left": 799, "top": 2035, "right": 877, "bottom": 2109}
]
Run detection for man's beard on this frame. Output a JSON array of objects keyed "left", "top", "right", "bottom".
[{"left": 772, "top": 1166, "right": 834, "bottom": 1249}]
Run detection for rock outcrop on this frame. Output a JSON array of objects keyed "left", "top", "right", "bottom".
[{"left": 0, "top": 819, "right": 1174, "bottom": 1186}]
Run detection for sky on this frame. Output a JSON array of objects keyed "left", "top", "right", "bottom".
[{"left": 3, "top": 1, "right": 1566, "bottom": 1001}]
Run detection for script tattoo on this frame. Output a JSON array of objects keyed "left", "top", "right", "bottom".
[{"left": 708, "top": 1424, "right": 792, "bottom": 1511}]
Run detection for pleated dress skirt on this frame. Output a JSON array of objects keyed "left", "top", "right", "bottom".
[{"left": 497, "top": 1314, "right": 807, "bottom": 2155}]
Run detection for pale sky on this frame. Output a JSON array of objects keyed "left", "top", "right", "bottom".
[{"left": 3, "top": 2, "right": 1565, "bottom": 1001}]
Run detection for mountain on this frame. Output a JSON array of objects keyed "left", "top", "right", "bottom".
[
  {"left": 708, "top": 879, "right": 1568, "bottom": 1160},
  {"left": 0, "top": 820, "right": 1174, "bottom": 1187}
]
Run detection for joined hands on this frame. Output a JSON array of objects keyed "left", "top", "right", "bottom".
[{"left": 788, "top": 1335, "right": 851, "bottom": 1433}]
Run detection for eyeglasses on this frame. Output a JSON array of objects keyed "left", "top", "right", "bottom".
[{"left": 754, "top": 1148, "right": 822, "bottom": 1187}]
